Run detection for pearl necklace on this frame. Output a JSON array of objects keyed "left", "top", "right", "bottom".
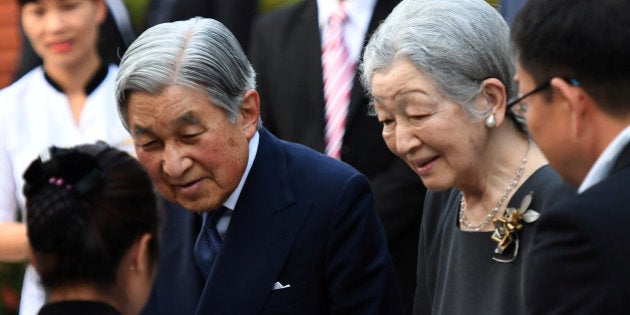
[{"left": 459, "top": 141, "right": 530, "bottom": 232}]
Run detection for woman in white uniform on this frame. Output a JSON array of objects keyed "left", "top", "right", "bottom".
[{"left": 0, "top": 0, "right": 133, "bottom": 314}]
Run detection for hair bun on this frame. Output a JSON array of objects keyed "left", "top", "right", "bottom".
[{"left": 23, "top": 146, "right": 106, "bottom": 198}]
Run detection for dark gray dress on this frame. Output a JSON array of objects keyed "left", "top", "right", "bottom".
[{"left": 413, "top": 165, "right": 575, "bottom": 315}]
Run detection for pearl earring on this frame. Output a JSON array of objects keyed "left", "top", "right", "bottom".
[{"left": 485, "top": 114, "right": 497, "bottom": 128}]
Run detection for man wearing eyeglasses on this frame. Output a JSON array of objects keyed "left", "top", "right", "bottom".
[{"left": 511, "top": 0, "right": 630, "bottom": 313}]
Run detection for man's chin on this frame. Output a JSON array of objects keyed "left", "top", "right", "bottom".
[{"left": 174, "top": 197, "right": 217, "bottom": 213}]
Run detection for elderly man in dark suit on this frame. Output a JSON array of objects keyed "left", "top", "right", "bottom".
[
  {"left": 248, "top": 1, "right": 426, "bottom": 312},
  {"left": 115, "top": 17, "right": 403, "bottom": 314},
  {"left": 511, "top": 0, "right": 630, "bottom": 313}
]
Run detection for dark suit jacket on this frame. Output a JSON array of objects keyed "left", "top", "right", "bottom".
[
  {"left": 248, "top": 1, "right": 425, "bottom": 312},
  {"left": 142, "top": 128, "right": 403, "bottom": 315},
  {"left": 525, "top": 143, "right": 630, "bottom": 314},
  {"left": 145, "top": 0, "right": 256, "bottom": 51}
]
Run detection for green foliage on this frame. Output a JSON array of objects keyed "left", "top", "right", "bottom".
[
  {"left": 0, "top": 263, "right": 25, "bottom": 315},
  {"left": 258, "top": 0, "right": 303, "bottom": 13},
  {"left": 124, "top": 0, "right": 151, "bottom": 33}
]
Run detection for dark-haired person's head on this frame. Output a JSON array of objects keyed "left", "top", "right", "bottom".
[
  {"left": 17, "top": 0, "right": 107, "bottom": 70},
  {"left": 511, "top": 0, "right": 630, "bottom": 185},
  {"left": 23, "top": 142, "right": 159, "bottom": 315},
  {"left": 511, "top": 0, "right": 630, "bottom": 113}
]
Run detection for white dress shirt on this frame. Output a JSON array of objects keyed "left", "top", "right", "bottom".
[
  {"left": 317, "top": 0, "right": 378, "bottom": 64},
  {"left": 579, "top": 125, "right": 630, "bottom": 193}
]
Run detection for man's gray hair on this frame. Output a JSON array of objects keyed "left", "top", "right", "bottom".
[
  {"left": 115, "top": 17, "right": 256, "bottom": 128},
  {"left": 360, "top": 0, "right": 516, "bottom": 121}
]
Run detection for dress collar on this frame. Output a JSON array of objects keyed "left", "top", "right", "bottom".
[{"left": 43, "top": 63, "right": 109, "bottom": 95}]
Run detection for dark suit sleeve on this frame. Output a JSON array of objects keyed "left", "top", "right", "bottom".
[
  {"left": 525, "top": 200, "right": 626, "bottom": 314},
  {"left": 325, "top": 173, "right": 404, "bottom": 314}
]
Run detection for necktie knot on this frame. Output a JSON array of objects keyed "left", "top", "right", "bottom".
[{"left": 329, "top": 5, "right": 348, "bottom": 26}]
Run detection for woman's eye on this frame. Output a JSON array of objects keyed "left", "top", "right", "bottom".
[
  {"left": 26, "top": 7, "right": 45, "bottom": 16},
  {"left": 380, "top": 119, "right": 396, "bottom": 132},
  {"left": 62, "top": 1, "right": 79, "bottom": 11},
  {"left": 409, "top": 115, "right": 427, "bottom": 121},
  {"left": 379, "top": 118, "right": 393, "bottom": 126},
  {"left": 407, "top": 111, "right": 434, "bottom": 124}
]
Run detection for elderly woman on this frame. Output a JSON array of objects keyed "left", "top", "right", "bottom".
[{"left": 360, "top": 0, "right": 574, "bottom": 314}]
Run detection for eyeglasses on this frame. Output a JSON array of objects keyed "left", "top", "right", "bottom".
[{"left": 507, "top": 77, "right": 580, "bottom": 116}]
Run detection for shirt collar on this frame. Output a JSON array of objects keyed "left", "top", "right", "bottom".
[
  {"left": 579, "top": 125, "right": 630, "bottom": 193},
  {"left": 317, "top": 0, "right": 376, "bottom": 31},
  {"left": 222, "top": 130, "right": 260, "bottom": 210}
]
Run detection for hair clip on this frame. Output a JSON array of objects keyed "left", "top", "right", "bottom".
[
  {"left": 48, "top": 177, "right": 72, "bottom": 190},
  {"left": 39, "top": 148, "right": 52, "bottom": 163}
]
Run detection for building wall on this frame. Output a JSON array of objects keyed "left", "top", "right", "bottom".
[{"left": 0, "top": 0, "right": 22, "bottom": 89}]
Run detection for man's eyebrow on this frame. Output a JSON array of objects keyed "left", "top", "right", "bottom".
[
  {"left": 172, "top": 111, "right": 201, "bottom": 127},
  {"left": 131, "top": 111, "right": 201, "bottom": 137},
  {"left": 131, "top": 125, "right": 151, "bottom": 137}
]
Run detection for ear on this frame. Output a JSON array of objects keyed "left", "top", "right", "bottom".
[
  {"left": 238, "top": 89, "right": 261, "bottom": 140},
  {"left": 26, "top": 247, "right": 40, "bottom": 272},
  {"left": 551, "top": 77, "right": 587, "bottom": 138},
  {"left": 95, "top": 0, "right": 108, "bottom": 25},
  {"left": 127, "top": 233, "right": 153, "bottom": 273},
  {"left": 480, "top": 78, "right": 508, "bottom": 126}
]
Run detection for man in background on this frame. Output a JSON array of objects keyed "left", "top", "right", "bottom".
[{"left": 511, "top": 0, "right": 630, "bottom": 313}]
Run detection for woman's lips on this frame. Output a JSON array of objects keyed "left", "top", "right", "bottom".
[
  {"left": 415, "top": 155, "right": 439, "bottom": 176},
  {"left": 49, "top": 41, "right": 72, "bottom": 53}
]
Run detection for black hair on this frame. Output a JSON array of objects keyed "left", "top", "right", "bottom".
[
  {"left": 23, "top": 142, "right": 159, "bottom": 290},
  {"left": 511, "top": 0, "right": 630, "bottom": 115}
]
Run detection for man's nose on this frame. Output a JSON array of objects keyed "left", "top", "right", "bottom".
[{"left": 162, "top": 145, "right": 192, "bottom": 178}]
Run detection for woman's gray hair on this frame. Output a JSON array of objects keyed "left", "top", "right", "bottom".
[
  {"left": 361, "top": 0, "right": 517, "bottom": 123},
  {"left": 115, "top": 17, "right": 257, "bottom": 129}
]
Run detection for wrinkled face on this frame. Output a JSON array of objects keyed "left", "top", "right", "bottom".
[
  {"left": 21, "top": 0, "right": 105, "bottom": 68},
  {"left": 370, "top": 58, "right": 487, "bottom": 191},
  {"left": 126, "top": 85, "right": 256, "bottom": 212}
]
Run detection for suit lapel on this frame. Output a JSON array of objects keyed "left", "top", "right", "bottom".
[
  {"left": 195, "top": 129, "right": 313, "bottom": 314},
  {"left": 611, "top": 142, "right": 630, "bottom": 173}
]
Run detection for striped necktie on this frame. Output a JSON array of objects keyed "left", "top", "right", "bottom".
[{"left": 322, "top": 4, "right": 354, "bottom": 159}]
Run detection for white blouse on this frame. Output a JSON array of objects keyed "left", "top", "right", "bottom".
[{"left": 0, "top": 64, "right": 133, "bottom": 315}]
